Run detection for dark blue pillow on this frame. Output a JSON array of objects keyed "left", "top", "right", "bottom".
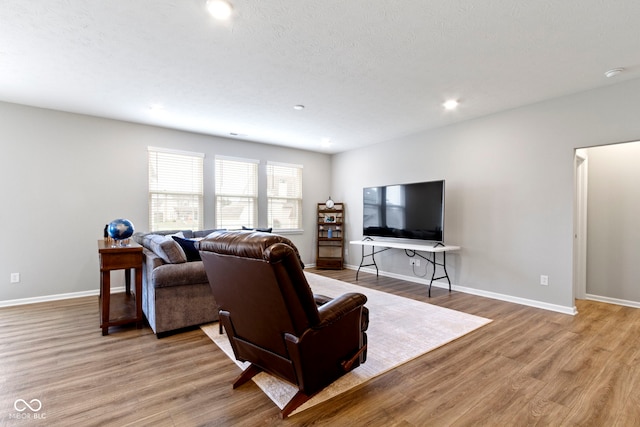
[
  {"left": 172, "top": 236, "right": 201, "bottom": 262},
  {"left": 242, "top": 226, "right": 273, "bottom": 233}
]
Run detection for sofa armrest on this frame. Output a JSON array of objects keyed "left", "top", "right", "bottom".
[
  {"left": 142, "top": 248, "right": 166, "bottom": 270},
  {"left": 141, "top": 247, "right": 208, "bottom": 288},
  {"left": 151, "top": 261, "right": 208, "bottom": 288}
]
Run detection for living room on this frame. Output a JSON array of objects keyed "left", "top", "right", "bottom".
[
  {"left": 2, "top": 1, "right": 640, "bottom": 312},
  {"left": 2, "top": 1, "right": 640, "bottom": 425}
]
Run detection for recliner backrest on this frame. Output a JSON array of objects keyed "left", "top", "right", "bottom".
[{"left": 197, "top": 231, "right": 320, "bottom": 357}]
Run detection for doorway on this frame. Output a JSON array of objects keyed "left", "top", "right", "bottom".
[{"left": 573, "top": 141, "right": 640, "bottom": 307}]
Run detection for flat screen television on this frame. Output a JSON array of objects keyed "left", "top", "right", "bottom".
[{"left": 363, "top": 180, "right": 445, "bottom": 242}]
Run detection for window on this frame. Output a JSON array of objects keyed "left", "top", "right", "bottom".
[
  {"left": 215, "top": 156, "right": 258, "bottom": 229},
  {"left": 267, "top": 162, "right": 303, "bottom": 230},
  {"left": 148, "top": 147, "right": 204, "bottom": 231}
]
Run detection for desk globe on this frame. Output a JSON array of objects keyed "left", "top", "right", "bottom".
[{"left": 107, "top": 219, "right": 135, "bottom": 246}]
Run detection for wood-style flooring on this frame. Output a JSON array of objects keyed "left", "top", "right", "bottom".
[{"left": 1, "top": 268, "right": 640, "bottom": 426}]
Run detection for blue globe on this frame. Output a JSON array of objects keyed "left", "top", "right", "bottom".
[{"left": 107, "top": 219, "right": 135, "bottom": 240}]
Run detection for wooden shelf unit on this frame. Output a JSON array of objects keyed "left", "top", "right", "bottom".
[{"left": 316, "top": 202, "right": 344, "bottom": 269}]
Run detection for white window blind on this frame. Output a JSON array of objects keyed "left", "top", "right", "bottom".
[
  {"left": 267, "top": 162, "right": 303, "bottom": 230},
  {"left": 215, "top": 156, "right": 258, "bottom": 229},
  {"left": 148, "top": 147, "right": 204, "bottom": 231}
]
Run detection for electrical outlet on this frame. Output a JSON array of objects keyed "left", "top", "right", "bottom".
[
  {"left": 410, "top": 258, "right": 421, "bottom": 267},
  {"left": 10, "top": 273, "right": 20, "bottom": 283},
  {"left": 540, "top": 275, "right": 549, "bottom": 286}
]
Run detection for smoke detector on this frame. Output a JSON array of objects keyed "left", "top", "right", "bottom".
[{"left": 604, "top": 68, "right": 625, "bottom": 78}]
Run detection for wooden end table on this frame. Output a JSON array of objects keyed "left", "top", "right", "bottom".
[{"left": 98, "top": 239, "right": 143, "bottom": 335}]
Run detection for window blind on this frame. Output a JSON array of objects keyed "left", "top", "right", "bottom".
[
  {"left": 215, "top": 156, "right": 258, "bottom": 229},
  {"left": 148, "top": 147, "right": 204, "bottom": 231},
  {"left": 266, "top": 162, "right": 303, "bottom": 230}
]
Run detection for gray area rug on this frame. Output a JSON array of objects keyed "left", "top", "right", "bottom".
[{"left": 201, "top": 272, "right": 491, "bottom": 416}]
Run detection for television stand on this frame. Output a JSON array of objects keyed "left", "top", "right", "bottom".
[{"left": 350, "top": 239, "right": 460, "bottom": 297}]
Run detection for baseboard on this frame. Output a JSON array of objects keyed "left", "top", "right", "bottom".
[
  {"left": 585, "top": 293, "right": 640, "bottom": 309},
  {"left": 0, "top": 287, "right": 125, "bottom": 308},
  {"left": 3, "top": 265, "right": 581, "bottom": 316},
  {"left": 345, "top": 264, "right": 577, "bottom": 315}
]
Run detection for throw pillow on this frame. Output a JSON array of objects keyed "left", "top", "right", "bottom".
[
  {"left": 141, "top": 234, "right": 187, "bottom": 264},
  {"left": 172, "top": 236, "right": 202, "bottom": 262}
]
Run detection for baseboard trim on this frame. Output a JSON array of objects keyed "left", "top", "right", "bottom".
[
  {"left": 3, "top": 265, "right": 581, "bottom": 316},
  {"left": 0, "top": 287, "right": 124, "bottom": 308},
  {"left": 585, "top": 293, "right": 640, "bottom": 309},
  {"left": 345, "top": 264, "right": 577, "bottom": 315}
]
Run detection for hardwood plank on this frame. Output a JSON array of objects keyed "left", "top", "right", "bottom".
[
  {"left": 2, "top": 268, "right": 640, "bottom": 426},
  {"left": 560, "top": 359, "right": 633, "bottom": 426}
]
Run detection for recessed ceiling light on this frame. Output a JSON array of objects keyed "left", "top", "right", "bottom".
[
  {"left": 206, "top": 0, "right": 233, "bottom": 20},
  {"left": 604, "top": 68, "right": 625, "bottom": 78},
  {"left": 443, "top": 100, "right": 459, "bottom": 110},
  {"left": 293, "top": 105, "right": 305, "bottom": 110}
]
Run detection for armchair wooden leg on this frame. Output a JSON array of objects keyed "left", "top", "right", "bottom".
[
  {"left": 233, "top": 364, "right": 262, "bottom": 389},
  {"left": 281, "top": 390, "right": 312, "bottom": 419},
  {"left": 233, "top": 365, "right": 315, "bottom": 419}
]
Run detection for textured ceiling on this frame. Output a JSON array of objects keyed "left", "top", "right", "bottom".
[{"left": 1, "top": 0, "right": 639, "bottom": 153}]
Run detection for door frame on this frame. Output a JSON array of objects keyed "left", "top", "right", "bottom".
[{"left": 573, "top": 149, "right": 588, "bottom": 300}]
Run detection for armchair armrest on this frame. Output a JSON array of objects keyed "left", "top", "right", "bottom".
[
  {"left": 315, "top": 293, "right": 367, "bottom": 328},
  {"left": 313, "top": 294, "right": 332, "bottom": 306},
  {"left": 285, "top": 292, "right": 369, "bottom": 393}
]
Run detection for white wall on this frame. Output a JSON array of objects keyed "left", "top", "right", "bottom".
[
  {"left": 332, "top": 77, "right": 640, "bottom": 311},
  {"left": 0, "top": 101, "right": 331, "bottom": 303},
  {"left": 585, "top": 141, "right": 640, "bottom": 302},
  {"left": 4, "top": 78, "right": 640, "bottom": 310}
]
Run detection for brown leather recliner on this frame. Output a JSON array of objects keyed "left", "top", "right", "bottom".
[{"left": 197, "top": 230, "right": 369, "bottom": 418}]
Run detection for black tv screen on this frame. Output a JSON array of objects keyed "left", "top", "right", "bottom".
[{"left": 363, "top": 180, "right": 445, "bottom": 242}]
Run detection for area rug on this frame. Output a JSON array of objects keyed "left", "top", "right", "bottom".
[{"left": 201, "top": 272, "right": 491, "bottom": 416}]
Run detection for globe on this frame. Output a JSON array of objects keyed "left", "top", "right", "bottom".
[{"left": 107, "top": 219, "right": 135, "bottom": 241}]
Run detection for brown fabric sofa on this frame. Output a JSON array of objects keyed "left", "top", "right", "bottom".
[
  {"left": 133, "top": 230, "right": 220, "bottom": 336},
  {"left": 197, "top": 230, "right": 369, "bottom": 418}
]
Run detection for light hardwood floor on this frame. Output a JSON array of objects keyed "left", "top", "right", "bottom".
[{"left": 2, "top": 268, "right": 640, "bottom": 426}]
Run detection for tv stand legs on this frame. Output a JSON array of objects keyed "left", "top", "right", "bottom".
[
  {"left": 426, "top": 251, "right": 452, "bottom": 297},
  {"left": 354, "top": 243, "right": 453, "bottom": 297},
  {"left": 356, "top": 245, "right": 385, "bottom": 280}
]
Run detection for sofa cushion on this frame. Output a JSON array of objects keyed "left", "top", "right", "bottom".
[
  {"left": 194, "top": 228, "right": 226, "bottom": 238},
  {"left": 172, "top": 236, "right": 202, "bottom": 262},
  {"left": 140, "top": 234, "right": 187, "bottom": 264}
]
